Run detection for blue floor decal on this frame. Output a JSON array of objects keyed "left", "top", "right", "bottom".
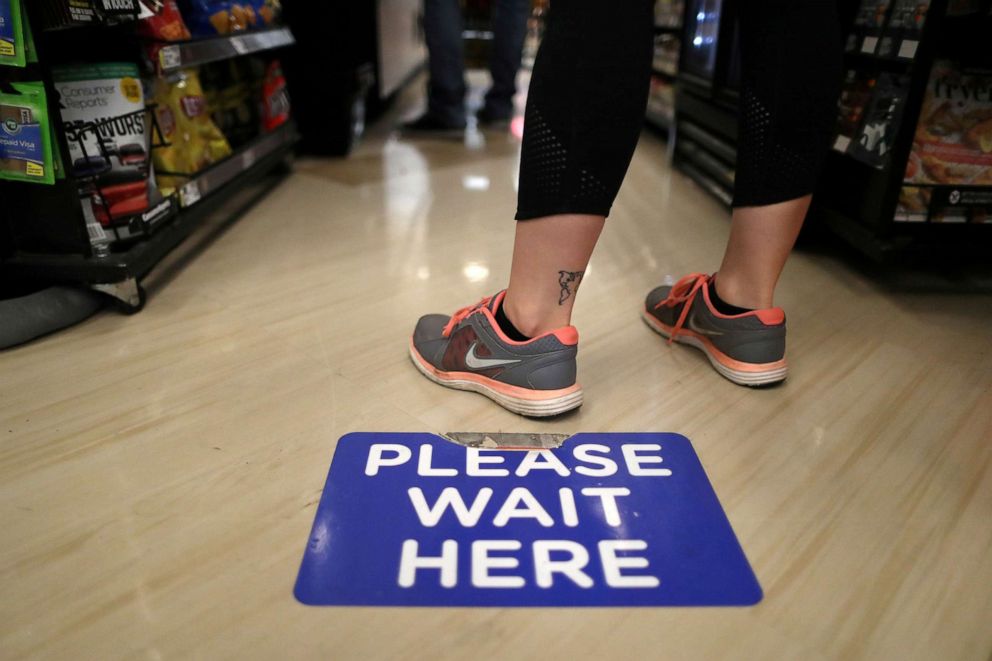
[{"left": 294, "top": 433, "right": 762, "bottom": 607}]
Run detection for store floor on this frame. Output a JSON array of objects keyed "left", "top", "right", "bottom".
[{"left": 3, "top": 76, "right": 991, "bottom": 660}]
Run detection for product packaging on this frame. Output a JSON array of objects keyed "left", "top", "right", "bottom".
[
  {"left": 905, "top": 62, "right": 992, "bottom": 186},
  {"left": 251, "top": 0, "right": 280, "bottom": 27},
  {"left": 53, "top": 62, "right": 155, "bottom": 226},
  {"left": 833, "top": 70, "right": 875, "bottom": 153},
  {"left": 898, "top": 61, "right": 992, "bottom": 223},
  {"left": 200, "top": 58, "right": 260, "bottom": 148},
  {"left": 846, "top": 0, "right": 892, "bottom": 54},
  {"left": 151, "top": 68, "right": 232, "bottom": 195},
  {"left": 178, "top": 0, "right": 239, "bottom": 35},
  {"left": 22, "top": 1, "right": 37, "bottom": 64},
  {"left": 137, "top": 0, "right": 191, "bottom": 41},
  {"left": 0, "top": 0, "right": 25, "bottom": 67},
  {"left": 0, "top": 81, "right": 55, "bottom": 184},
  {"left": 848, "top": 73, "right": 910, "bottom": 169},
  {"left": 877, "top": 0, "right": 929, "bottom": 59},
  {"left": 260, "top": 59, "right": 289, "bottom": 132}
]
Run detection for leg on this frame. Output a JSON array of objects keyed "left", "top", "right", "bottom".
[
  {"left": 423, "top": 0, "right": 467, "bottom": 125},
  {"left": 644, "top": 0, "right": 841, "bottom": 385},
  {"left": 410, "top": 0, "right": 653, "bottom": 415},
  {"left": 715, "top": 196, "right": 811, "bottom": 310},
  {"left": 503, "top": 214, "right": 604, "bottom": 337},
  {"left": 504, "top": 0, "right": 655, "bottom": 333},
  {"left": 482, "top": 0, "right": 531, "bottom": 120},
  {"left": 717, "top": 0, "right": 842, "bottom": 310}
]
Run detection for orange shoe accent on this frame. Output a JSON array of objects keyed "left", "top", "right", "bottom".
[
  {"left": 754, "top": 308, "right": 785, "bottom": 325},
  {"left": 442, "top": 290, "right": 579, "bottom": 347}
]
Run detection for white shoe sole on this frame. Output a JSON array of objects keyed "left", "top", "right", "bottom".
[
  {"left": 409, "top": 341, "right": 583, "bottom": 417},
  {"left": 642, "top": 310, "right": 788, "bottom": 387}
]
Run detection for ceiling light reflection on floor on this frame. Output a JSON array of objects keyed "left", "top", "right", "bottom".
[
  {"left": 462, "top": 262, "right": 490, "bottom": 283},
  {"left": 462, "top": 175, "right": 491, "bottom": 191}
]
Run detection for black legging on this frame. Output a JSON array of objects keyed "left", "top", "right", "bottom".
[{"left": 516, "top": 0, "right": 842, "bottom": 219}]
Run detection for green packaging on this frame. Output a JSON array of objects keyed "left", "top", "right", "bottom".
[
  {"left": 0, "top": 81, "right": 55, "bottom": 184},
  {"left": 0, "top": 0, "right": 26, "bottom": 68},
  {"left": 23, "top": 0, "right": 36, "bottom": 65}
]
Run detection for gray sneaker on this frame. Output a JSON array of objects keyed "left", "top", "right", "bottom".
[
  {"left": 642, "top": 273, "right": 788, "bottom": 386},
  {"left": 410, "top": 291, "right": 583, "bottom": 417}
]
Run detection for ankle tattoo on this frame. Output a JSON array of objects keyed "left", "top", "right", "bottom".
[{"left": 557, "top": 270, "right": 585, "bottom": 305}]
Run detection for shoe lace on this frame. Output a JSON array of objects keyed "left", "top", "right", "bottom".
[
  {"left": 653, "top": 272, "right": 710, "bottom": 344},
  {"left": 442, "top": 294, "right": 495, "bottom": 337}
]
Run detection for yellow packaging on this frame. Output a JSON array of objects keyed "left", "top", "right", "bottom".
[{"left": 152, "top": 68, "right": 232, "bottom": 195}]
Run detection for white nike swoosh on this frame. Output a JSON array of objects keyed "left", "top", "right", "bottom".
[
  {"left": 688, "top": 313, "right": 724, "bottom": 337},
  {"left": 465, "top": 342, "right": 522, "bottom": 369}
]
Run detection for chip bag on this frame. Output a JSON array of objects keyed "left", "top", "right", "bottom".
[
  {"left": 137, "top": 0, "right": 192, "bottom": 41},
  {"left": 179, "top": 0, "right": 247, "bottom": 35},
  {"left": 152, "top": 68, "right": 232, "bottom": 195}
]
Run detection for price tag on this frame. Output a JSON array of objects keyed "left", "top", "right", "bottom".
[
  {"left": 159, "top": 46, "right": 182, "bottom": 71},
  {"left": 242, "top": 149, "right": 256, "bottom": 170},
  {"left": 861, "top": 36, "right": 878, "bottom": 54},
  {"left": 231, "top": 36, "right": 250, "bottom": 55},
  {"left": 833, "top": 135, "right": 851, "bottom": 153},
  {"left": 86, "top": 222, "right": 108, "bottom": 242},
  {"left": 180, "top": 181, "right": 202, "bottom": 207},
  {"left": 898, "top": 40, "right": 919, "bottom": 60}
]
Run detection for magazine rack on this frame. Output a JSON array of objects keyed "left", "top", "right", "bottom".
[
  {"left": 814, "top": 0, "right": 991, "bottom": 260},
  {"left": 662, "top": 0, "right": 991, "bottom": 261}
]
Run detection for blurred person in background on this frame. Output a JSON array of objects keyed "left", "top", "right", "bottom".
[{"left": 404, "top": 0, "right": 532, "bottom": 133}]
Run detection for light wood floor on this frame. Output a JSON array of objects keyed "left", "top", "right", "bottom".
[{"left": 2, "top": 79, "right": 991, "bottom": 660}]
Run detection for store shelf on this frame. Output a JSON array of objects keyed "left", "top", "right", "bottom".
[
  {"left": 654, "top": 23, "right": 683, "bottom": 33},
  {"left": 645, "top": 107, "right": 674, "bottom": 131},
  {"left": 678, "top": 120, "right": 736, "bottom": 164},
  {"left": 175, "top": 123, "right": 298, "bottom": 207},
  {"left": 157, "top": 27, "right": 295, "bottom": 73},
  {"left": 2, "top": 123, "right": 298, "bottom": 287}
]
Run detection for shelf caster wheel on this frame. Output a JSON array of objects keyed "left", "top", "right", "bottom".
[{"left": 92, "top": 278, "right": 146, "bottom": 315}]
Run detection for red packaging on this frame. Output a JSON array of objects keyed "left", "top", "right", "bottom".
[
  {"left": 137, "top": 0, "right": 192, "bottom": 41},
  {"left": 260, "top": 60, "right": 290, "bottom": 131}
]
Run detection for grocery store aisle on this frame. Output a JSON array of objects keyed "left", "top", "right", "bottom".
[{"left": 2, "top": 78, "right": 990, "bottom": 660}]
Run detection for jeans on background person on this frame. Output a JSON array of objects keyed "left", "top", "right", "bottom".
[{"left": 422, "top": 0, "right": 532, "bottom": 127}]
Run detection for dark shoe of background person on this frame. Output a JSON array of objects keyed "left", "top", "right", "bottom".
[
  {"left": 400, "top": 113, "right": 467, "bottom": 137},
  {"left": 476, "top": 105, "right": 514, "bottom": 129}
]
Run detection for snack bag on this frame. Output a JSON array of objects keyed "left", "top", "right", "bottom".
[
  {"left": 0, "top": 81, "right": 55, "bottom": 184},
  {"left": 53, "top": 63, "right": 153, "bottom": 225},
  {"left": 0, "top": 0, "right": 25, "bottom": 67},
  {"left": 200, "top": 59, "right": 259, "bottom": 147},
  {"left": 151, "top": 68, "right": 232, "bottom": 195},
  {"left": 260, "top": 59, "right": 290, "bottom": 132},
  {"left": 137, "top": 0, "right": 192, "bottom": 41},
  {"left": 249, "top": 0, "right": 280, "bottom": 27},
  {"left": 179, "top": 0, "right": 247, "bottom": 35}
]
